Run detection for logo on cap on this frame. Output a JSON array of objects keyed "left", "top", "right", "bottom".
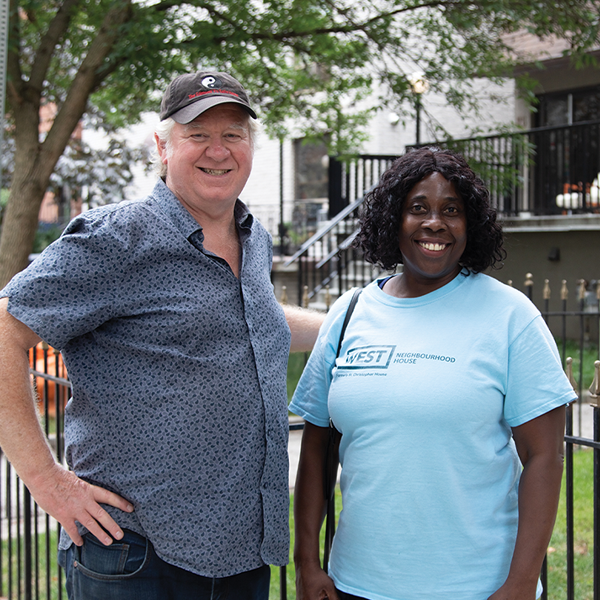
[{"left": 201, "top": 76, "right": 219, "bottom": 89}]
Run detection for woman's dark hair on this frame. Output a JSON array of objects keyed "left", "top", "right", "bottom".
[{"left": 354, "top": 146, "right": 505, "bottom": 273}]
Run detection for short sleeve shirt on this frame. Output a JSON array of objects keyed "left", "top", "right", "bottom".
[
  {"left": 2, "top": 179, "right": 292, "bottom": 578},
  {"left": 290, "top": 273, "right": 575, "bottom": 600}
]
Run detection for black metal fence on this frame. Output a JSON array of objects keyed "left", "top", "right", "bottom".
[
  {"left": 325, "top": 121, "right": 600, "bottom": 225},
  {"left": 0, "top": 275, "right": 598, "bottom": 599}
]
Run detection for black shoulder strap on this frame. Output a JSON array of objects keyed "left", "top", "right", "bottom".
[
  {"left": 336, "top": 287, "right": 362, "bottom": 358},
  {"left": 324, "top": 286, "right": 362, "bottom": 574}
]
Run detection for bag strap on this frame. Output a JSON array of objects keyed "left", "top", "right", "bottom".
[
  {"left": 336, "top": 287, "right": 362, "bottom": 359},
  {"left": 323, "top": 287, "right": 362, "bottom": 574}
]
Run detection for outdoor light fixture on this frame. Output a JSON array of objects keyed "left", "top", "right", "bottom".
[
  {"left": 408, "top": 72, "right": 429, "bottom": 144},
  {"left": 388, "top": 112, "right": 401, "bottom": 126}
]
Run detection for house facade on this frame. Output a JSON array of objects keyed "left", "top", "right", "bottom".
[{"left": 241, "top": 34, "right": 600, "bottom": 316}]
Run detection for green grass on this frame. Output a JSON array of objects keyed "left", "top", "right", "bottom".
[
  {"left": 0, "top": 525, "right": 65, "bottom": 600},
  {"left": 548, "top": 447, "right": 595, "bottom": 600}
]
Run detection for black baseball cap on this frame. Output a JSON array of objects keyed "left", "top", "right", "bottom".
[{"left": 159, "top": 71, "right": 257, "bottom": 123}]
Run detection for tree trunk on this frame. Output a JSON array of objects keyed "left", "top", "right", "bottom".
[
  {"left": 0, "top": 0, "right": 133, "bottom": 288},
  {"left": 0, "top": 174, "right": 48, "bottom": 288},
  {"left": 0, "top": 124, "right": 53, "bottom": 287}
]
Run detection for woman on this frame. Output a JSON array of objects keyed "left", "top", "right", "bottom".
[{"left": 290, "top": 147, "right": 576, "bottom": 600}]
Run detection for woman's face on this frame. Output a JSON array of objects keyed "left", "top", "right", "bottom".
[{"left": 397, "top": 172, "right": 467, "bottom": 297}]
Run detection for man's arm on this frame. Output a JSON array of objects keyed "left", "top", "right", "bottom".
[
  {"left": 283, "top": 305, "right": 325, "bottom": 353},
  {"left": 0, "top": 298, "right": 134, "bottom": 546}
]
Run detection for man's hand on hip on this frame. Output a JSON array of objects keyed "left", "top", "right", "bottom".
[{"left": 28, "top": 463, "right": 134, "bottom": 546}]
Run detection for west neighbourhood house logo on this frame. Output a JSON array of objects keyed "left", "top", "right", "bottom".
[
  {"left": 393, "top": 352, "right": 456, "bottom": 365},
  {"left": 339, "top": 346, "right": 457, "bottom": 369},
  {"left": 338, "top": 345, "right": 396, "bottom": 369}
]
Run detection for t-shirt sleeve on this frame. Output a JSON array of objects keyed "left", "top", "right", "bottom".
[
  {"left": 289, "top": 290, "right": 357, "bottom": 427},
  {"left": 1, "top": 211, "right": 126, "bottom": 349},
  {"left": 503, "top": 314, "right": 577, "bottom": 427}
]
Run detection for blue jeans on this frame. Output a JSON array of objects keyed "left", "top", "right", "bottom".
[{"left": 58, "top": 529, "right": 270, "bottom": 600}]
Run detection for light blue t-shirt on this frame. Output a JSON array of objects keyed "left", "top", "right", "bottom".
[{"left": 290, "top": 272, "right": 576, "bottom": 600}]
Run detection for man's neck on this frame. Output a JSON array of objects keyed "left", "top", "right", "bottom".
[{"left": 200, "top": 214, "right": 241, "bottom": 278}]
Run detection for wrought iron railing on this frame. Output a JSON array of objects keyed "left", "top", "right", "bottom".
[
  {"left": 284, "top": 154, "right": 400, "bottom": 307},
  {"left": 412, "top": 120, "right": 600, "bottom": 217},
  {"left": 286, "top": 121, "right": 600, "bottom": 309},
  {"left": 0, "top": 343, "right": 66, "bottom": 600}
]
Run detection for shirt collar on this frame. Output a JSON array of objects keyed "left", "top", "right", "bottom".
[{"left": 151, "top": 178, "right": 254, "bottom": 242}]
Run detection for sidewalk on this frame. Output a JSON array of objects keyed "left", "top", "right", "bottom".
[{"left": 571, "top": 399, "right": 596, "bottom": 439}]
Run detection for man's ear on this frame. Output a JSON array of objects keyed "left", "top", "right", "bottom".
[{"left": 154, "top": 132, "right": 168, "bottom": 164}]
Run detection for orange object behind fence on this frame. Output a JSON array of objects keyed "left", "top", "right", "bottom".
[{"left": 30, "top": 342, "right": 69, "bottom": 418}]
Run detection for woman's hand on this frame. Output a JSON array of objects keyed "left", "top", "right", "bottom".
[
  {"left": 487, "top": 578, "right": 538, "bottom": 600},
  {"left": 296, "top": 560, "right": 339, "bottom": 600}
]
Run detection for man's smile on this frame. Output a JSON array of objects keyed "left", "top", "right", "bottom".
[{"left": 200, "top": 167, "right": 232, "bottom": 175}]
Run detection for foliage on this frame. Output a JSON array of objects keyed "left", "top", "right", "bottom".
[
  {"left": 557, "top": 338, "right": 599, "bottom": 392},
  {"left": 7, "top": 0, "right": 600, "bottom": 155},
  {"left": 49, "top": 137, "right": 151, "bottom": 208},
  {"left": 287, "top": 351, "right": 308, "bottom": 402},
  {"left": 1, "top": 132, "right": 150, "bottom": 210},
  {"left": 1, "top": 0, "right": 599, "bottom": 286},
  {"left": 33, "top": 223, "right": 66, "bottom": 253}
]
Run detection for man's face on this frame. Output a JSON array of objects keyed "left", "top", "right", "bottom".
[{"left": 157, "top": 104, "right": 253, "bottom": 221}]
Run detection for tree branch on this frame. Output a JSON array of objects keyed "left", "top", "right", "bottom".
[
  {"left": 40, "top": 1, "right": 133, "bottom": 178},
  {"left": 141, "top": 0, "right": 459, "bottom": 42},
  {"left": 29, "top": 0, "right": 81, "bottom": 92},
  {"left": 6, "top": 0, "right": 23, "bottom": 106}
]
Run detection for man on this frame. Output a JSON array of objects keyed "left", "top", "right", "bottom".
[{"left": 0, "top": 70, "right": 323, "bottom": 599}]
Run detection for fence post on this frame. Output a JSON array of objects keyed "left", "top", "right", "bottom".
[
  {"left": 525, "top": 273, "right": 533, "bottom": 301},
  {"left": 565, "top": 358, "right": 577, "bottom": 600},
  {"left": 590, "top": 362, "right": 600, "bottom": 600},
  {"left": 24, "top": 487, "right": 32, "bottom": 600}
]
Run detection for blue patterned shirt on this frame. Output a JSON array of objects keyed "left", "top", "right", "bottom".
[{"left": 2, "top": 179, "right": 292, "bottom": 577}]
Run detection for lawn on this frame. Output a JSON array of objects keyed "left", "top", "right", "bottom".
[
  {"left": 548, "top": 447, "right": 595, "bottom": 600},
  {"left": 0, "top": 524, "right": 64, "bottom": 600}
]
